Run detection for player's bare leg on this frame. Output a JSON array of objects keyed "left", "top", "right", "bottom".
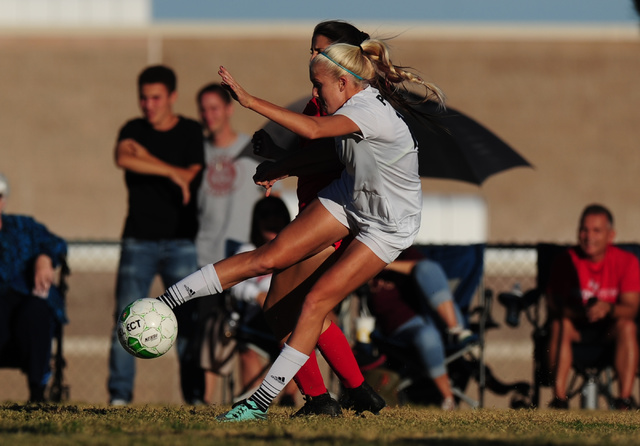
[{"left": 158, "top": 200, "right": 348, "bottom": 308}]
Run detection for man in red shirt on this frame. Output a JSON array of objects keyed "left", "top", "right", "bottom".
[{"left": 547, "top": 204, "right": 640, "bottom": 409}]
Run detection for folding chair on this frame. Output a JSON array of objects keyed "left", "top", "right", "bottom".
[
  {"left": 497, "top": 243, "right": 640, "bottom": 409},
  {"left": 0, "top": 254, "right": 70, "bottom": 402},
  {"left": 358, "top": 244, "right": 528, "bottom": 408}
]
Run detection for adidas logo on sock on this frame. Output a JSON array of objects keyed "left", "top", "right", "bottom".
[
  {"left": 183, "top": 284, "right": 196, "bottom": 296},
  {"left": 270, "top": 375, "right": 285, "bottom": 384}
]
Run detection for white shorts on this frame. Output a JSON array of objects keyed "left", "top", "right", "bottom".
[{"left": 318, "top": 195, "right": 419, "bottom": 264}]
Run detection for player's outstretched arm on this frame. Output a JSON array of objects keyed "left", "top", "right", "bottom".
[{"left": 218, "top": 66, "right": 359, "bottom": 140}]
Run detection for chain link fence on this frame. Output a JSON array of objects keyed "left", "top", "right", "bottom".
[{"left": 0, "top": 242, "right": 556, "bottom": 407}]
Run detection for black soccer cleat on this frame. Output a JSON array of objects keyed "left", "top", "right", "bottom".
[
  {"left": 339, "top": 381, "right": 386, "bottom": 415},
  {"left": 292, "top": 392, "right": 342, "bottom": 417},
  {"left": 548, "top": 396, "right": 569, "bottom": 410},
  {"left": 613, "top": 397, "right": 637, "bottom": 411}
]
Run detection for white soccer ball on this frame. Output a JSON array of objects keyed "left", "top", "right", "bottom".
[{"left": 117, "top": 298, "right": 178, "bottom": 359}]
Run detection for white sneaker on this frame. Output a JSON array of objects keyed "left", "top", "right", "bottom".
[
  {"left": 446, "top": 326, "right": 474, "bottom": 345},
  {"left": 441, "top": 396, "right": 456, "bottom": 411},
  {"left": 110, "top": 399, "right": 128, "bottom": 406}
]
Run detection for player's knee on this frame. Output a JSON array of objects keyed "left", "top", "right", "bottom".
[
  {"left": 255, "top": 241, "right": 296, "bottom": 273},
  {"left": 301, "top": 292, "right": 333, "bottom": 321}
]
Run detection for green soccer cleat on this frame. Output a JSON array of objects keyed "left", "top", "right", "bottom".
[{"left": 216, "top": 399, "right": 268, "bottom": 422}]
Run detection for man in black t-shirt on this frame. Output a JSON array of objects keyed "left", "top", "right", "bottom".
[{"left": 107, "top": 65, "right": 205, "bottom": 405}]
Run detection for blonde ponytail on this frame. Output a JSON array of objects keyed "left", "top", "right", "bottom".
[{"left": 313, "top": 39, "right": 445, "bottom": 114}]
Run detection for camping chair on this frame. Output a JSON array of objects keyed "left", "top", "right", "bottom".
[
  {"left": 200, "top": 292, "right": 282, "bottom": 404},
  {"left": 0, "top": 254, "right": 70, "bottom": 402},
  {"left": 497, "top": 243, "right": 640, "bottom": 409},
  {"left": 357, "top": 244, "right": 529, "bottom": 408}
]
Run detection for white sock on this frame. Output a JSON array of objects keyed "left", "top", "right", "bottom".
[
  {"left": 249, "top": 344, "right": 309, "bottom": 412},
  {"left": 157, "top": 264, "right": 222, "bottom": 309}
]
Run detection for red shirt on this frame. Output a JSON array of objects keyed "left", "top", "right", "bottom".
[
  {"left": 548, "top": 245, "right": 640, "bottom": 306},
  {"left": 368, "top": 248, "right": 425, "bottom": 335}
]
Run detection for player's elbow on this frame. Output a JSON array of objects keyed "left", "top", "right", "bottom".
[{"left": 302, "top": 126, "right": 324, "bottom": 140}]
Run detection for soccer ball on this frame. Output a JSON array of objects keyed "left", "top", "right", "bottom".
[{"left": 117, "top": 298, "right": 178, "bottom": 359}]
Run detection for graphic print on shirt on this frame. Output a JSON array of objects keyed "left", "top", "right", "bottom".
[
  {"left": 583, "top": 278, "right": 601, "bottom": 303},
  {"left": 205, "top": 155, "right": 245, "bottom": 196}
]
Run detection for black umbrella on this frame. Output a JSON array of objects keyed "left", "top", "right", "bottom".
[
  {"left": 404, "top": 98, "right": 532, "bottom": 185},
  {"left": 238, "top": 95, "right": 531, "bottom": 185}
]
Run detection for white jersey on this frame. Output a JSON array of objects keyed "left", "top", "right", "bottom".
[{"left": 318, "top": 86, "right": 422, "bottom": 263}]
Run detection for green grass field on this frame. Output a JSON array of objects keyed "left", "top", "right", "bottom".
[{"left": 1, "top": 402, "right": 640, "bottom": 446}]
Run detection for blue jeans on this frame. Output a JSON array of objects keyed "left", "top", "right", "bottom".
[
  {"left": 393, "top": 315, "right": 447, "bottom": 378},
  {"left": 412, "top": 259, "right": 464, "bottom": 323},
  {"left": 391, "top": 259, "right": 466, "bottom": 378},
  {"left": 108, "top": 238, "right": 203, "bottom": 404}
]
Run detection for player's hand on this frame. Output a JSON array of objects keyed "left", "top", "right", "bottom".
[
  {"left": 257, "top": 179, "right": 279, "bottom": 197},
  {"left": 252, "top": 130, "right": 286, "bottom": 160},
  {"left": 253, "top": 161, "right": 288, "bottom": 196},
  {"left": 218, "top": 66, "right": 254, "bottom": 109}
]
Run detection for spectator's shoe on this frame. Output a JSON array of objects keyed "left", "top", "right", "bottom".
[
  {"left": 187, "top": 399, "right": 205, "bottom": 406},
  {"left": 293, "top": 392, "right": 342, "bottom": 417},
  {"left": 441, "top": 396, "right": 457, "bottom": 411},
  {"left": 446, "top": 326, "right": 475, "bottom": 346},
  {"left": 339, "top": 382, "right": 386, "bottom": 415},
  {"left": 109, "top": 399, "right": 129, "bottom": 406},
  {"left": 613, "top": 397, "right": 636, "bottom": 411},
  {"left": 28, "top": 385, "right": 46, "bottom": 403},
  {"left": 216, "top": 399, "right": 267, "bottom": 422},
  {"left": 548, "top": 396, "right": 569, "bottom": 409}
]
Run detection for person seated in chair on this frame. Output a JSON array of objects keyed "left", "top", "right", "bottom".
[
  {"left": 546, "top": 204, "right": 640, "bottom": 410},
  {"left": 0, "top": 173, "right": 67, "bottom": 402},
  {"left": 367, "top": 247, "right": 473, "bottom": 410},
  {"left": 201, "top": 196, "right": 298, "bottom": 405}
]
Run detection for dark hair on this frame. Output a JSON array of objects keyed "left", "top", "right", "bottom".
[
  {"left": 313, "top": 23, "right": 445, "bottom": 127},
  {"left": 313, "top": 20, "right": 370, "bottom": 46},
  {"left": 196, "top": 83, "right": 232, "bottom": 106},
  {"left": 249, "top": 196, "right": 291, "bottom": 248},
  {"left": 138, "top": 65, "right": 177, "bottom": 93},
  {"left": 580, "top": 204, "right": 614, "bottom": 227}
]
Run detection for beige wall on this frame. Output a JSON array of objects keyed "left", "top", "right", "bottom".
[{"left": 1, "top": 26, "right": 639, "bottom": 243}]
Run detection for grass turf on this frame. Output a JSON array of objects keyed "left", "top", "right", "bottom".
[{"left": 1, "top": 402, "right": 639, "bottom": 446}]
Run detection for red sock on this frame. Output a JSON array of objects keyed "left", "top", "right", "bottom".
[
  {"left": 317, "top": 322, "right": 364, "bottom": 389},
  {"left": 292, "top": 349, "right": 327, "bottom": 397}
]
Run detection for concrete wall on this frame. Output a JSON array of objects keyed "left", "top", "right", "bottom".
[{"left": 1, "top": 24, "right": 639, "bottom": 243}]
